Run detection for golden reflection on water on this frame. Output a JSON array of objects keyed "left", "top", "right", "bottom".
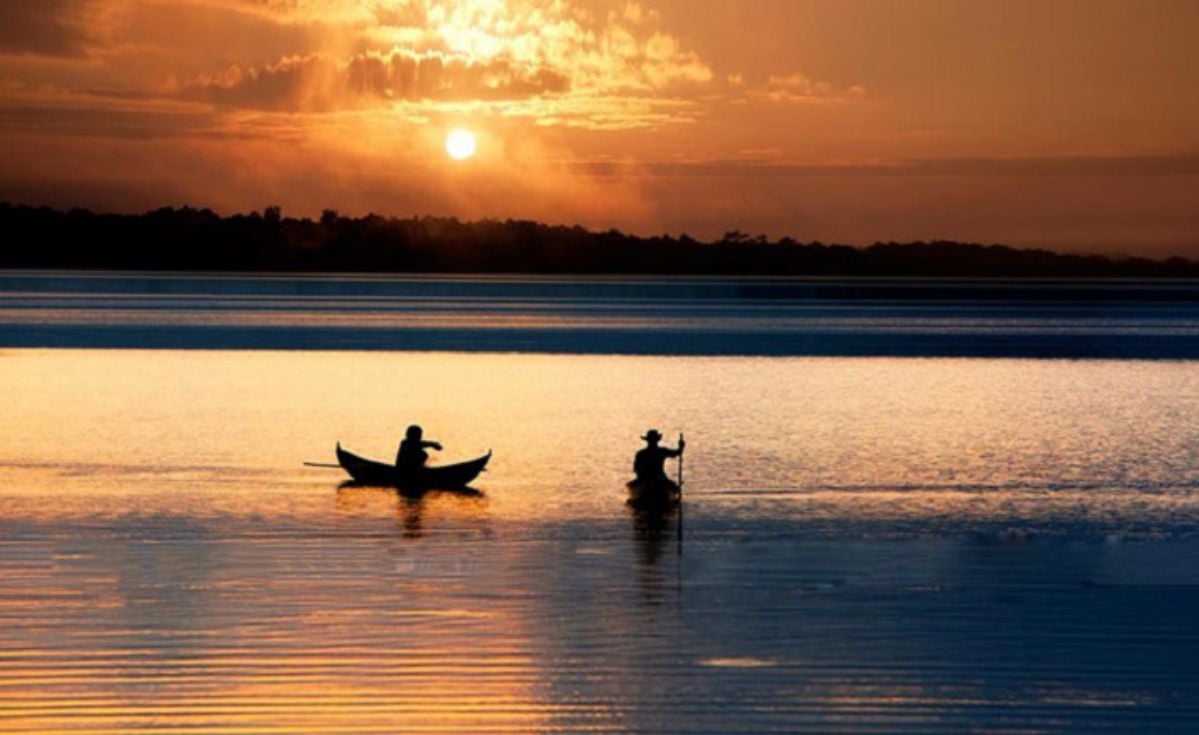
[
  {"left": 0, "top": 351, "right": 1185, "bottom": 466},
  {"left": 3, "top": 349, "right": 1199, "bottom": 732},
  {"left": 2, "top": 349, "right": 1197, "bottom": 525},
  {"left": 0, "top": 526, "right": 555, "bottom": 734}
]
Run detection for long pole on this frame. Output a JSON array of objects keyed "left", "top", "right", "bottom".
[
  {"left": 677, "top": 432, "right": 685, "bottom": 490},
  {"left": 677, "top": 432, "right": 685, "bottom": 549}
]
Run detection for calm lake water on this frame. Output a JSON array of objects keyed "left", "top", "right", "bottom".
[{"left": 2, "top": 273, "right": 1199, "bottom": 733}]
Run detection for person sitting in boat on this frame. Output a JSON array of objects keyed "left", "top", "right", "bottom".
[
  {"left": 396, "top": 425, "right": 442, "bottom": 471},
  {"left": 634, "top": 429, "right": 684, "bottom": 484}
]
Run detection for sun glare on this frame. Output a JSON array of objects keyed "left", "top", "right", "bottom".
[{"left": 445, "top": 129, "right": 477, "bottom": 161}]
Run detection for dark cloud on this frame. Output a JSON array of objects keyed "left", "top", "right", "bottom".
[
  {"left": 575, "top": 153, "right": 1199, "bottom": 178},
  {"left": 0, "top": 0, "right": 92, "bottom": 57},
  {"left": 183, "top": 50, "right": 571, "bottom": 111},
  {"left": 0, "top": 103, "right": 219, "bottom": 139},
  {"left": 902, "top": 154, "right": 1199, "bottom": 177}
]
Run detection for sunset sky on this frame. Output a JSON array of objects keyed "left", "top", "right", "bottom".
[{"left": 1, "top": 0, "right": 1196, "bottom": 255}]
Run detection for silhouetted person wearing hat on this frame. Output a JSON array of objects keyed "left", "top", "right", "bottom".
[
  {"left": 396, "top": 424, "right": 442, "bottom": 472},
  {"left": 633, "top": 429, "right": 685, "bottom": 484}
]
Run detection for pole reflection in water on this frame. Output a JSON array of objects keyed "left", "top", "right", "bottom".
[{"left": 627, "top": 501, "right": 682, "bottom": 611}]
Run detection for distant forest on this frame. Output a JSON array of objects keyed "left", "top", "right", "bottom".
[{"left": 2, "top": 202, "right": 1197, "bottom": 277}]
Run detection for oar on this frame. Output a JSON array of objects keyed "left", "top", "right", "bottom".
[{"left": 304, "top": 462, "right": 341, "bottom": 469}]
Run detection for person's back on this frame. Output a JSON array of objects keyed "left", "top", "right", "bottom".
[
  {"left": 633, "top": 446, "right": 670, "bottom": 482},
  {"left": 396, "top": 424, "right": 442, "bottom": 471},
  {"left": 396, "top": 438, "right": 428, "bottom": 471},
  {"left": 632, "top": 429, "right": 683, "bottom": 483}
]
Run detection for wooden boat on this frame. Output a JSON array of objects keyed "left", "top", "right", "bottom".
[
  {"left": 336, "top": 443, "right": 491, "bottom": 489},
  {"left": 626, "top": 477, "right": 681, "bottom": 510}
]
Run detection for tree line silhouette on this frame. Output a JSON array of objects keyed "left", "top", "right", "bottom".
[{"left": 2, "top": 202, "right": 1196, "bottom": 277}]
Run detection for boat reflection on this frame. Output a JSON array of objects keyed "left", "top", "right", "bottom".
[
  {"left": 627, "top": 499, "right": 682, "bottom": 608},
  {"left": 336, "top": 483, "right": 486, "bottom": 539},
  {"left": 338, "top": 480, "right": 484, "bottom": 497},
  {"left": 629, "top": 504, "right": 679, "bottom": 568}
]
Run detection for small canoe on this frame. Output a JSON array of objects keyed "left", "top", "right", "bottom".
[
  {"left": 627, "top": 477, "right": 680, "bottom": 510},
  {"left": 336, "top": 443, "right": 491, "bottom": 489}
]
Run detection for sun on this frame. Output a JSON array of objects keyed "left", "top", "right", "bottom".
[{"left": 445, "top": 129, "right": 477, "bottom": 161}]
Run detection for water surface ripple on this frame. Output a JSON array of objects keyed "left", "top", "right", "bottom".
[
  {"left": 2, "top": 272, "right": 1198, "bottom": 356},
  {"left": 1, "top": 277, "right": 1199, "bottom": 732}
]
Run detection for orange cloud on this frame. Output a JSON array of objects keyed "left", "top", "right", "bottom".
[
  {"left": 168, "top": 0, "right": 717, "bottom": 126},
  {"left": 748, "top": 72, "right": 866, "bottom": 104},
  {"left": 183, "top": 49, "right": 571, "bottom": 111}
]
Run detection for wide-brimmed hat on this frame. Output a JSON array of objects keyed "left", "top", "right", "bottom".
[{"left": 641, "top": 429, "right": 663, "bottom": 441}]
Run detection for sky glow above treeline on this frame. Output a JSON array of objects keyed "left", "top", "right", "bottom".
[{"left": 1, "top": 0, "right": 1196, "bottom": 254}]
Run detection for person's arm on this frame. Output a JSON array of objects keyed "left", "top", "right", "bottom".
[
  {"left": 665, "top": 437, "right": 686, "bottom": 457},
  {"left": 422, "top": 440, "right": 443, "bottom": 451}
]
